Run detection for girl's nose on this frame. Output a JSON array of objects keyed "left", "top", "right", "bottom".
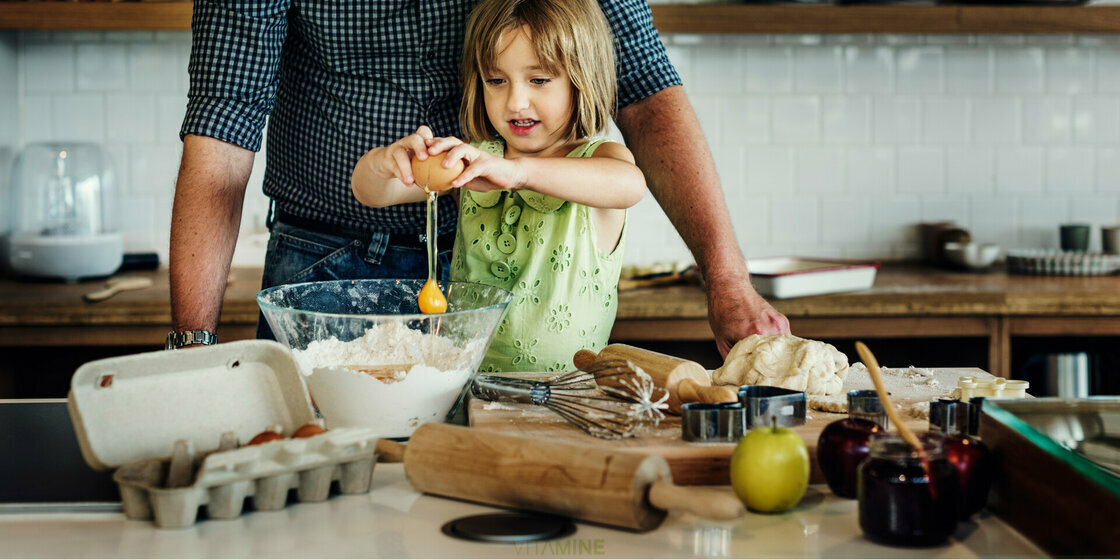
[{"left": 507, "top": 83, "right": 530, "bottom": 112}]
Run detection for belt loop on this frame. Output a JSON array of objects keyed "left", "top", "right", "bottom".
[
  {"left": 266, "top": 200, "right": 277, "bottom": 229},
  {"left": 365, "top": 231, "right": 390, "bottom": 264}
]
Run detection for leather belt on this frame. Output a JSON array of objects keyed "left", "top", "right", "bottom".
[{"left": 274, "top": 209, "right": 452, "bottom": 249}]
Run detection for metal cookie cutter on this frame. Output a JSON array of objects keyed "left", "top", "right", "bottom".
[
  {"left": 681, "top": 402, "right": 746, "bottom": 442},
  {"left": 738, "top": 386, "right": 807, "bottom": 428}
]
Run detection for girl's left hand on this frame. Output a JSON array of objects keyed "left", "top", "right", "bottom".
[{"left": 428, "top": 140, "right": 524, "bottom": 192}]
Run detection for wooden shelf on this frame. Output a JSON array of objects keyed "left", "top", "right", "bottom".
[
  {"left": 0, "top": 2, "right": 193, "bottom": 31},
  {"left": 2, "top": 2, "right": 1120, "bottom": 33},
  {"left": 651, "top": 4, "right": 1120, "bottom": 34}
]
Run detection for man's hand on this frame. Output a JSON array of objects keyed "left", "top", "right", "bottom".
[{"left": 705, "top": 273, "right": 790, "bottom": 358}]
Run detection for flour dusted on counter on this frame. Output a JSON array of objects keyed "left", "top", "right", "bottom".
[
  {"left": 292, "top": 322, "right": 482, "bottom": 437},
  {"left": 807, "top": 363, "right": 955, "bottom": 419}
]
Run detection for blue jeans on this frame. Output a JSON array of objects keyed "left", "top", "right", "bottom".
[{"left": 256, "top": 220, "right": 453, "bottom": 340}]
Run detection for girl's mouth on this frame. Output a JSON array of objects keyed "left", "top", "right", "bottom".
[{"left": 507, "top": 119, "right": 539, "bottom": 136}]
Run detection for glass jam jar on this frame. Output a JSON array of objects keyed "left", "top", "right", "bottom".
[{"left": 857, "top": 433, "right": 960, "bottom": 547}]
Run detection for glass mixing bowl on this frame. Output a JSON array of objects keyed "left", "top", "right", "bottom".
[{"left": 257, "top": 279, "right": 511, "bottom": 437}]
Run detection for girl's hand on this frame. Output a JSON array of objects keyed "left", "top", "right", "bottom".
[
  {"left": 436, "top": 142, "right": 524, "bottom": 192},
  {"left": 353, "top": 126, "right": 455, "bottom": 207},
  {"left": 362, "top": 126, "right": 436, "bottom": 188}
]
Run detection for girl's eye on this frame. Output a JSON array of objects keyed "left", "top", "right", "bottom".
[
  {"left": 485, "top": 78, "right": 505, "bottom": 86},
  {"left": 530, "top": 78, "right": 551, "bottom": 85}
]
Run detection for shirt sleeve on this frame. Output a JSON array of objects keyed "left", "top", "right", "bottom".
[
  {"left": 179, "top": 0, "right": 291, "bottom": 152},
  {"left": 598, "top": 0, "right": 683, "bottom": 109}
]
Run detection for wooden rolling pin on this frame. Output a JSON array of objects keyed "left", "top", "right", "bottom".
[
  {"left": 396, "top": 423, "right": 744, "bottom": 531},
  {"left": 574, "top": 344, "right": 737, "bottom": 414}
]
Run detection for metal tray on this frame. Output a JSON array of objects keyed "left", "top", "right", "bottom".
[{"left": 747, "top": 257, "right": 879, "bottom": 299}]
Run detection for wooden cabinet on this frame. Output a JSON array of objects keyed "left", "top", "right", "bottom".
[
  {"left": 3, "top": 2, "right": 1120, "bottom": 33},
  {"left": 2, "top": 264, "right": 1119, "bottom": 393}
]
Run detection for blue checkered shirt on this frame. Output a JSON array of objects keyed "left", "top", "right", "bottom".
[{"left": 181, "top": 0, "right": 681, "bottom": 236}]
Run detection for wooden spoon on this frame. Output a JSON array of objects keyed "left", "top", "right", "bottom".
[
  {"left": 854, "top": 341, "right": 924, "bottom": 454},
  {"left": 82, "top": 276, "right": 154, "bottom": 302}
]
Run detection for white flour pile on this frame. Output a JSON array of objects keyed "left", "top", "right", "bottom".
[
  {"left": 293, "top": 322, "right": 482, "bottom": 437},
  {"left": 807, "top": 362, "right": 965, "bottom": 419}
]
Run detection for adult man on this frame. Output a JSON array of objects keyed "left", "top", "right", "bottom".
[{"left": 168, "top": 0, "right": 789, "bottom": 354}]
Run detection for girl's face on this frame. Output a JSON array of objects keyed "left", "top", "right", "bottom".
[{"left": 483, "top": 26, "right": 575, "bottom": 158}]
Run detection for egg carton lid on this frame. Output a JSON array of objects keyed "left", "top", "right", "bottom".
[{"left": 68, "top": 339, "right": 318, "bottom": 471}]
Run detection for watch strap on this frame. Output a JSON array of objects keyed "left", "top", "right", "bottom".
[{"left": 166, "top": 330, "right": 218, "bottom": 350}]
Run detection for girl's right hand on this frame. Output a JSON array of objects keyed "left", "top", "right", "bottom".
[{"left": 379, "top": 126, "right": 436, "bottom": 188}]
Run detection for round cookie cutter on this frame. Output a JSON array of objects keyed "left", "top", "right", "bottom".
[
  {"left": 681, "top": 402, "right": 746, "bottom": 442},
  {"left": 738, "top": 386, "right": 807, "bottom": 428}
]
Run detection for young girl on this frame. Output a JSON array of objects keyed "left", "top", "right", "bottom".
[{"left": 351, "top": 0, "right": 645, "bottom": 372}]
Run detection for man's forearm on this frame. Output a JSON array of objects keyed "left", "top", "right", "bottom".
[
  {"left": 615, "top": 85, "right": 748, "bottom": 284},
  {"left": 169, "top": 134, "right": 254, "bottom": 334},
  {"left": 616, "top": 86, "right": 790, "bottom": 353}
]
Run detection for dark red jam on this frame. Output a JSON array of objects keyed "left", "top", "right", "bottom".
[{"left": 857, "top": 433, "right": 960, "bottom": 547}]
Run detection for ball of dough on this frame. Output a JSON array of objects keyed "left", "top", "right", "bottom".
[{"left": 713, "top": 334, "right": 848, "bottom": 396}]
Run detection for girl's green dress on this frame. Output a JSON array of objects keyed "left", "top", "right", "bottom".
[{"left": 451, "top": 138, "right": 626, "bottom": 372}]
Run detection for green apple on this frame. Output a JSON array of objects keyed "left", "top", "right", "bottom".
[{"left": 730, "top": 417, "right": 810, "bottom": 513}]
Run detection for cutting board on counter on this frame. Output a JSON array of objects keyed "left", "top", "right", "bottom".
[{"left": 468, "top": 367, "right": 990, "bottom": 486}]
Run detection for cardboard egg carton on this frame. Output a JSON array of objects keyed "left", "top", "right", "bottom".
[{"left": 68, "top": 340, "right": 383, "bottom": 529}]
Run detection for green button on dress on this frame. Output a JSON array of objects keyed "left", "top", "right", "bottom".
[{"left": 451, "top": 139, "right": 626, "bottom": 373}]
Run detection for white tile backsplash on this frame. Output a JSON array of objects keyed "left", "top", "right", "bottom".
[
  {"left": 897, "top": 147, "right": 944, "bottom": 194},
  {"left": 75, "top": 43, "right": 126, "bottom": 92},
  {"left": 3, "top": 31, "right": 1119, "bottom": 268},
  {"left": 1022, "top": 97, "right": 1072, "bottom": 144},
  {"left": 1073, "top": 96, "right": 1120, "bottom": 144},
  {"left": 1046, "top": 47, "right": 1094, "bottom": 95},
  {"left": 1045, "top": 147, "right": 1095, "bottom": 193}
]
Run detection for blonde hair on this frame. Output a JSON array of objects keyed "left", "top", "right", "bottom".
[{"left": 460, "top": 0, "right": 616, "bottom": 143}]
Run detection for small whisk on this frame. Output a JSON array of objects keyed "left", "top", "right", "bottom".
[{"left": 471, "top": 359, "right": 669, "bottom": 439}]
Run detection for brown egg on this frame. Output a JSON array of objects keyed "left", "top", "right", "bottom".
[
  {"left": 292, "top": 423, "right": 327, "bottom": 439},
  {"left": 411, "top": 153, "right": 464, "bottom": 192},
  {"left": 247, "top": 430, "right": 285, "bottom": 446}
]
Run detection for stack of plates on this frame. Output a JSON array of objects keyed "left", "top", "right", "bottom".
[{"left": 1006, "top": 249, "right": 1120, "bottom": 276}]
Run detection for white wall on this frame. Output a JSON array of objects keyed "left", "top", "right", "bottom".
[
  {"left": 1, "top": 32, "right": 18, "bottom": 240},
  {"left": 7, "top": 30, "right": 1120, "bottom": 268}
]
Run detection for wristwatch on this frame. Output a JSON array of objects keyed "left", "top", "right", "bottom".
[{"left": 165, "top": 330, "right": 218, "bottom": 350}]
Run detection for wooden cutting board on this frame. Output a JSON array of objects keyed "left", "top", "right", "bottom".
[{"left": 468, "top": 367, "right": 991, "bottom": 486}]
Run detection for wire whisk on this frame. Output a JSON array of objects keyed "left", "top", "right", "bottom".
[{"left": 471, "top": 359, "right": 669, "bottom": 439}]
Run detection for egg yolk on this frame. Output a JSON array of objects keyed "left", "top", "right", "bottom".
[{"left": 418, "top": 278, "right": 447, "bottom": 314}]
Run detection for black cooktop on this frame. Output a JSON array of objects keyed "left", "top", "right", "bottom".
[{"left": 0, "top": 399, "right": 120, "bottom": 509}]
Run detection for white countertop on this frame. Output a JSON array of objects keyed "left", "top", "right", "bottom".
[{"left": 0, "top": 463, "right": 1046, "bottom": 559}]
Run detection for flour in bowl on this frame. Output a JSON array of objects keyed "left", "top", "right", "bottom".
[{"left": 292, "top": 322, "right": 483, "bottom": 437}]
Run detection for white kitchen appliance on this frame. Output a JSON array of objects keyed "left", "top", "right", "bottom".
[{"left": 6, "top": 142, "right": 122, "bottom": 281}]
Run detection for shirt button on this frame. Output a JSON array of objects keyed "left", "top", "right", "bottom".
[
  {"left": 504, "top": 205, "right": 522, "bottom": 225},
  {"left": 490, "top": 261, "right": 511, "bottom": 279},
  {"left": 496, "top": 232, "right": 516, "bottom": 254},
  {"left": 426, "top": 50, "right": 436, "bottom": 59}
]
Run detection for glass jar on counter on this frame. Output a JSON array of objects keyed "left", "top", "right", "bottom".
[{"left": 857, "top": 432, "right": 960, "bottom": 547}]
